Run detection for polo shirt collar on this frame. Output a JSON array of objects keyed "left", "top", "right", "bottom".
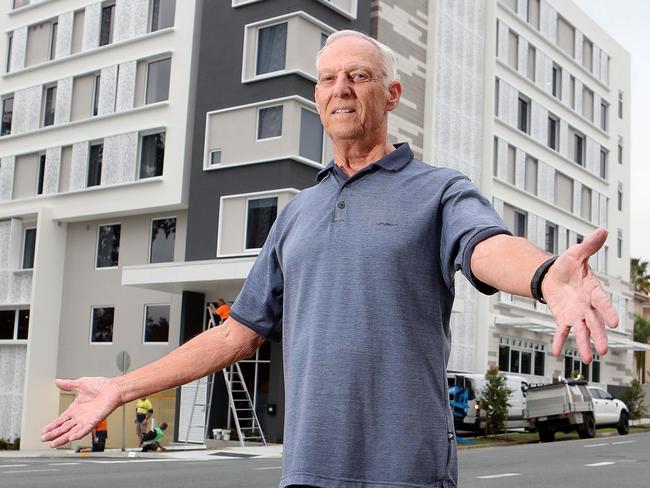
[{"left": 316, "top": 143, "right": 414, "bottom": 181}]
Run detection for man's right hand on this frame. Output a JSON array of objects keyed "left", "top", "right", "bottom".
[{"left": 40, "top": 377, "right": 123, "bottom": 448}]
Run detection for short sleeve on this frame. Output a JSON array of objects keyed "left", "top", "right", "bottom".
[
  {"left": 440, "top": 176, "right": 512, "bottom": 294},
  {"left": 230, "top": 221, "right": 284, "bottom": 341}
]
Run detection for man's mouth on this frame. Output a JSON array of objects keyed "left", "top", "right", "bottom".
[{"left": 332, "top": 109, "right": 355, "bottom": 114}]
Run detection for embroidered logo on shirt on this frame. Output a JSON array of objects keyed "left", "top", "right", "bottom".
[{"left": 377, "top": 222, "right": 397, "bottom": 227}]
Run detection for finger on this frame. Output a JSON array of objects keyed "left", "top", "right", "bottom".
[
  {"left": 585, "top": 308, "right": 608, "bottom": 356},
  {"left": 41, "top": 408, "right": 74, "bottom": 436},
  {"left": 574, "top": 321, "right": 593, "bottom": 364},
  {"left": 41, "top": 417, "right": 75, "bottom": 443},
  {"left": 55, "top": 378, "right": 80, "bottom": 392},
  {"left": 67, "top": 423, "right": 93, "bottom": 442},
  {"left": 591, "top": 286, "right": 619, "bottom": 328},
  {"left": 571, "top": 227, "right": 607, "bottom": 261},
  {"left": 552, "top": 323, "right": 571, "bottom": 356}
]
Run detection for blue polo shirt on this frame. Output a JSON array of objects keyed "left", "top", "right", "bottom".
[{"left": 231, "top": 144, "right": 511, "bottom": 488}]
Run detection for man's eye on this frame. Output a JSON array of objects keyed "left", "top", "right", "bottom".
[
  {"left": 319, "top": 75, "right": 334, "bottom": 83},
  {"left": 351, "top": 73, "right": 369, "bottom": 82}
]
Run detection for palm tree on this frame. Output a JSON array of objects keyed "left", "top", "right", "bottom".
[
  {"left": 633, "top": 315, "right": 650, "bottom": 383},
  {"left": 630, "top": 258, "right": 650, "bottom": 294}
]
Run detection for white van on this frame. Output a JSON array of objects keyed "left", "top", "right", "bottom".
[{"left": 448, "top": 371, "right": 529, "bottom": 431}]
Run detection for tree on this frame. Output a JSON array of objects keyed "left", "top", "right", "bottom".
[
  {"left": 620, "top": 379, "right": 647, "bottom": 419},
  {"left": 479, "top": 365, "right": 512, "bottom": 437},
  {"left": 630, "top": 258, "right": 650, "bottom": 294},
  {"left": 634, "top": 315, "right": 650, "bottom": 383}
]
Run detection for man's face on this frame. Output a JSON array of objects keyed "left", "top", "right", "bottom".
[{"left": 315, "top": 37, "right": 400, "bottom": 144}]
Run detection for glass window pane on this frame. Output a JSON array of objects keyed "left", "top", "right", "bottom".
[
  {"left": 256, "top": 23, "right": 287, "bottom": 75},
  {"left": 151, "top": 0, "right": 175, "bottom": 31},
  {"left": 140, "top": 133, "right": 165, "bottom": 178},
  {"left": 581, "top": 361, "right": 590, "bottom": 380},
  {"left": 96, "top": 224, "right": 121, "bottom": 268},
  {"left": 0, "top": 310, "right": 15, "bottom": 339},
  {"left": 99, "top": 5, "right": 114, "bottom": 46},
  {"left": 564, "top": 355, "right": 572, "bottom": 378},
  {"left": 17, "top": 309, "right": 29, "bottom": 340},
  {"left": 521, "top": 351, "right": 532, "bottom": 374},
  {"left": 150, "top": 218, "right": 176, "bottom": 263},
  {"left": 91, "top": 307, "right": 114, "bottom": 342},
  {"left": 144, "top": 305, "right": 170, "bottom": 342},
  {"left": 87, "top": 143, "right": 103, "bottom": 187},
  {"left": 37, "top": 154, "right": 46, "bottom": 195},
  {"left": 592, "top": 360, "right": 600, "bottom": 383},
  {"left": 145, "top": 58, "right": 171, "bottom": 104},
  {"left": 246, "top": 197, "right": 278, "bottom": 249},
  {"left": 510, "top": 349, "right": 520, "bottom": 373},
  {"left": 1, "top": 97, "right": 13, "bottom": 136},
  {"left": 258, "top": 106, "right": 283, "bottom": 139},
  {"left": 534, "top": 351, "right": 545, "bottom": 376},
  {"left": 498, "top": 345, "right": 509, "bottom": 371},
  {"left": 299, "top": 108, "right": 323, "bottom": 163},
  {"left": 23, "top": 228, "right": 36, "bottom": 269},
  {"left": 43, "top": 86, "right": 57, "bottom": 126}
]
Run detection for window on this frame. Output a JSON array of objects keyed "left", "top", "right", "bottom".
[
  {"left": 506, "top": 144, "right": 516, "bottom": 185},
  {"left": 600, "top": 149, "right": 608, "bottom": 179},
  {"left": 617, "top": 229, "right": 622, "bottom": 258},
  {"left": 87, "top": 143, "right": 103, "bottom": 187},
  {"left": 545, "top": 222, "right": 557, "bottom": 254},
  {"left": 547, "top": 114, "right": 558, "bottom": 150},
  {"left": 617, "top": 183, "right": 623, "bottom": 211},
  {"left": 99, "top": 3, "right": 115, "bottom": 46},
  {"left": 576, "top": 234, "right": 584, "bottom": 244},
  {"left": 618, "top": 91, "right": 623, "bottom": 119},
  {"left": 527, "top": 44, "right": 535, "bottom": 81},
  {"left": 600, "top": 101, "right": 608, "bottom": 131},
  {"left": 22, "top": 227, "right": 36, "bottom": 269},
  {"left": 527, "top": 0, "right": 540, "bottom": 30},
  {"left": 145, "top": 58, "right": 171, "bottom": 104},
  {"left": 498, "top": 338, "right": 546, "bottom": 376},
  {"left": 49, "top": 22, "right": 57, "bottom": 60},
  {"left": 140, "top": 132, "right": 165, "bottom": 178},
  {"left": 320, "top": 32, "right": 328, "bottom": 48},
  {"left": 96, "top": 224, "right": 121, "bottom": 268},
  {"left": 90, "top": 307, "right": 114, "bottom": 343},
  {"left": 525, "top": 155, "right": 537, "bottom": 195},
  {"left": 210, "top": 149, "right": 222, "bottom": 165},
  {"left": 517, "top": 96, "right": 529, "bottom": 133},
  {"left": 1, "top": 96, "right": 13, "bottom": 136},
  {"left": 580, "top": 186, "right": 592, "bottom": 220},
  {"left": 71, "top": 73, "right": 100, "bottom": 121},
  {"left": 574, "top": 132, "right": 585, "bottom": 166},
  {"left": 534, "top": 350, "right": 545, "bottom": 376},
  {"left": 618, "top": 141, "right": 623, "bottom": 165},
  {"left": 582, "top": 37, "right": 593, "bottom": 72},
  {"left": 71, "top": 10, "right": 85, "bottom": 54},
  {"left": 552, "top": 64, "right": 562, "bottom": 99},
  {"left": 564, "top": 350, "right": 599, "bottom": 381},
  {"left": 144, "top": 304, "right": 170, "bottom": 342},
  {"left": 93, "top": 74, "right": 101, "bottom": 116},
  {"left": 0, "top": 310, "right": 29, "bottom": 340},
  {"left": 256, "top": 23, "right": 287, "bottom": 75},
  {"left": 36, "top": 154, "right": 46, "bottom": 195},
  {"left": 6, "top": 32, "right": 12, "bottom": 72},
  {"left": 257, "top": 105, "right": 283, "bottom": 140},
  {"left": 514, "top": 210, "right": 527, "bottom": 238},
  {"left": 556, "top": 16, "right": 575, "bottom": 57},
  {"left": 554, "top": 172, "right": 573, "bottom": 212},
  {"left": 569, "top": 75, "right": 576, "bottom": 109},
  {"left": 507, "top": 30, "right": 518, "bottom": 70},
  {"left": 150, "top": 0, "right": 176, "bottom": 32},
  {"left": 42, "top": 85, "right": 57, "bottom": 127},
  {"left": 246, "top": 197, "right": 278, "bottom": 249},
  {"left": 592, "top": 357, "right": 600, "bottom": 383},
  {"left": 299, "top": 108, "right": 323, "bottom": 163},
  {"left": 582, "top": 87, "right": 594, "bottom": 122},
  {"left": 150, "top": 218, "right": 175, "bottom": 263}
]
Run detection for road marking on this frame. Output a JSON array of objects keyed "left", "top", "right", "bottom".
[
  {"left": 256, "top": 466, "right": 282, "bottom": 470},
  {"left": 2, "top": 468, "right": 60, "bottom": 474},
  {"left": 585, "top": 461, "right": 616, "bottom": 467},
  {"left": 48, "top": 462, "right": 80, "bottom": 466},
  {"left": 612, "top": 440, "right": 634, "bottom": 445},
  {"left": 476, "top": 473, "right": 520, "bottom": 479},
  {"left": 88, "top": 459, "right": 179, "bottom": 464},
  {"left": 0, "top": 464, "right": 28, "bottom": 468},
  {"left": 584, "top": 442, "right": 609, "bottom": 447}
]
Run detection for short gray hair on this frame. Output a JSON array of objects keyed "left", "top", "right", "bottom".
[{"left": 316, "top": 30, "right": 399, "bottom": 86}]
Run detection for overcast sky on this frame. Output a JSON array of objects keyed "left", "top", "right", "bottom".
[{"left": 572, "top": 0, "right": 650, "bottom": 262}]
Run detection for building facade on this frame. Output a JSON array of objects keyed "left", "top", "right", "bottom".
[{"left": 0, "top": 0, "right": 639, "bottom": 449}]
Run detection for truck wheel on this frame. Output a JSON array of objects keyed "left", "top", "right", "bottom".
[
  {"left": 538, "top": 424, "right": 555, "bottom": 442},
  {"left": 617, "top": 411, "right": 629, "bottom": 435},
  {"left": 577, "top": 413, "right": 596, "bottom": 439}
]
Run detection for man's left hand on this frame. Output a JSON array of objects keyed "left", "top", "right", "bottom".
[{"left": 542, "top": 227, "right": 619, "bottom": 364}]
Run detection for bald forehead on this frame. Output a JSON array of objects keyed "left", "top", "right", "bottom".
[{"left": 318, "top": 36, "right": 383, "bottom": 69}]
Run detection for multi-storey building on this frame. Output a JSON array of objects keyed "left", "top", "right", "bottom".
[{"left": 1, "top": 0, "right": 641, "bottom": 450}]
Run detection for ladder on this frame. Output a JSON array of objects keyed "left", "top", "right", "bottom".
[{"left": 184, "top": 303, "right": 266, "bottom": 447}]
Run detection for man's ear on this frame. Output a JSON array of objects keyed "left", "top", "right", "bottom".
[{"left": 387, "top": 81, "right": 402, "bottom": 111}]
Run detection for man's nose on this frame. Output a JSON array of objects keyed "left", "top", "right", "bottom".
[{"left": 332, "top": 73, "right": 353, "bottom": 98}]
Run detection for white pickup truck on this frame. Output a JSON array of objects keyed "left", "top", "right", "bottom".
[{"left": 524, "top": 380, "right": 629, "bottom": 442}]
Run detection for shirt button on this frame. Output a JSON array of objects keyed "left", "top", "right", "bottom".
[{"left": 338, "top": 201, "right": 346, "bottom": 209}]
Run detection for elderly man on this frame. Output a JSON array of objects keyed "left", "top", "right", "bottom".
[{"left": 42, "top": 31, "right": 618, "bottom": 488}]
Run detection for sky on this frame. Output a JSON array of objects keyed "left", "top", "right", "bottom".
[{"left": 572, "top": 0, "right": 650, "bottom": 262}]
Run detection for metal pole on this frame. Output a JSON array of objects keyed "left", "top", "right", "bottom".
[{"left": 121, "top": 353, "right": 126, "bottom": 452}]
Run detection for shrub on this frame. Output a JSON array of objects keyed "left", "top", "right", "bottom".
[
  {"left": 479, "top": 365, "right": 512, "bottom": 437},
  {"left": 620, "top": 379, "right": 647, "bottom": 419}
]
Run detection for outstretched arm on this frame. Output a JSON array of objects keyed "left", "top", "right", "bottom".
[
  {"left": 41, "top": 318, "right": 264, "bottom": 447},
  {"left": 471, "top": 227, "right": 618, "bottom": 364}
]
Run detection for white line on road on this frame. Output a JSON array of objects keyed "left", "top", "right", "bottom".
[
  {"left": 48, "top": 462, "right": 80, "bottom": 466},
  {"left": 2, "top": 468, "right": 60, "bottom": 474},
  {"left": 88, "top": 459, "right": 180, "bottom": 464},
  {"left": 0, "top": 464, "right": 28, "bottom": 468},
  {"left": 476, "top": 473, "right": 520, "bottom": 479},
  {"left": 256, "top": 466, "right": 282, "bottom": 470},
  {"left": 585, "top": 461, "right": 616, "bottom": 467},
  {"left": 612, "top": 440, "right": 635, "bottom": 445},
  {"left": 584, "top": 442, "right": 609, "bottom": 447}
]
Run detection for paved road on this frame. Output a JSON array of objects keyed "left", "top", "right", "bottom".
[{"left": 1, "top": 432, "right": 648, "bottom": 487}]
